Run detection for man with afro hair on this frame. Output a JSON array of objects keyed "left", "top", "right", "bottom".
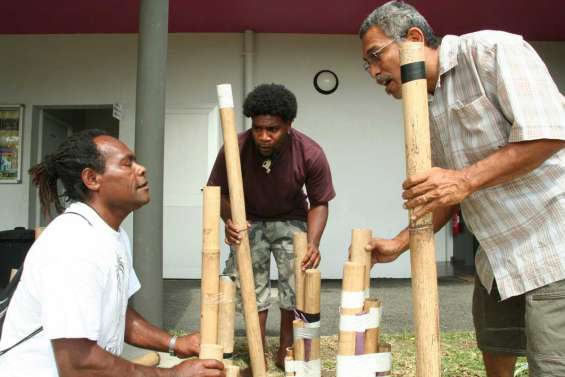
[{"left": 208, "top": 83, "right": 335, "bottom": 369}]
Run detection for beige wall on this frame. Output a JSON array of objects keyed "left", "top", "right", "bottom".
[{"left": 0, "top": 33, "right": 562, "bottom": 278}]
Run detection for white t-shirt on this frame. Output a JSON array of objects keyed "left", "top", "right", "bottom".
[{"left": 0, "top": 202, "right": 140, "bottom": 376}]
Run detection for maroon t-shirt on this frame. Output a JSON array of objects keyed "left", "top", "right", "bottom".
[{"left": 207, "top": 128, "right": 335, "bottom": 221}]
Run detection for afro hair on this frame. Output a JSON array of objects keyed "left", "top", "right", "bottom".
[{"left": 243, "top": 83, "right": 297, "bottom": 123}]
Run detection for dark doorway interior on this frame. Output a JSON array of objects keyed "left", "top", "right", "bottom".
[{"left": 38, "top": 107, "right": 119, "bottom": 225}]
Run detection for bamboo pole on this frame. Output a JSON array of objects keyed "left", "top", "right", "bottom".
[
  {"left": 293, "top": 232, "right": 307, "bottom": 312},
  {"left": 304, "top": 269, "right": 321, "bottom": 364},
  {"left": 337, "top": 262, "right": 365, "bottom": 356},
  {"left": 218, "top": 275, "right": 236, "bottom": 361},
  {"left": 363, "top": 298, "right": 381, "bottom": 353},
  {"left": 400, "top": 41, "right": 441, "bottom": 377},
  {"left": 131, "top": 351, "right": 160, "bottom": 367},
  {"left": 199, "top": 343, "right": 224, "bottom": 361},
  {"left": 201, "top": 186, "right": 221, "bottom": 345},
  {"left": 350, "top": 229, "right": 372, "bottom": 297},
  {"left": 216, "top": 84, "right": 266, "bottom": 377}
]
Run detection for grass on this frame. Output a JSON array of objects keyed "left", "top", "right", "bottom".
[{"left": 225, "top": 331, "right": 529, "bottom": 377}]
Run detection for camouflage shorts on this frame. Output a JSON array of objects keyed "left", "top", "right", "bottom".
[{"left": 223, "top": 220, "right": 307, "bottom": 311}]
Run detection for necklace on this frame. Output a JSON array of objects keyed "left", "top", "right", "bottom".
[{"left": 261, "top": 159, "right": 272, "bottom": 174}]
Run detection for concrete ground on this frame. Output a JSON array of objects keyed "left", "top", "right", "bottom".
[{"left": 163, "top": 276, "right": 474, "bottom": 336}]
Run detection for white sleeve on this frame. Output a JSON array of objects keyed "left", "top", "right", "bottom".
[
  {"left": 128, "top": 268, "right": 141, "bottom": 298},
  {"left": 38, "top": 257, "right": 108, "bottom": 341},
  {"left": 121, "top": 231, "right": 141, "bottom": 298}
]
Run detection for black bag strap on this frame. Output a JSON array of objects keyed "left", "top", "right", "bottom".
[
  {"left": 0, "top": 211, "right": 93, "bottom": 356},
  {"left": 0, "top": 326, "right": 43, "bottom": 356}
]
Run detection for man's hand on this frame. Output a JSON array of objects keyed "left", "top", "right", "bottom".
[
  {"left": 366, "top": 237, "right": 406, "bottom": 265},
  {"left": 301, "top": 243, "right": 321, "bottom": 270},
  {"left": 173, "top": 359, "right": 225, "bottom": 377},
  {"left": 224, "top": 219, "right": 250, "bottom": 245},
  {"left": 402, "top": 167, "right": 474, "bottom": 221},
  {"left": 174, "top": 332, "right": 200, "bottom": 358}
]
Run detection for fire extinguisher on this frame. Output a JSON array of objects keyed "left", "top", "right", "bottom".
[{"left": 451, "top": 211, "right": 462, "bottom": 236}]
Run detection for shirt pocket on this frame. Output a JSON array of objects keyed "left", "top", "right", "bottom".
[{"left": 451, "top": 94, "right": 510, "bottom": 163}]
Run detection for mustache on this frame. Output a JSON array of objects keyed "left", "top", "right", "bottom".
[{"left": 376, "top": 73, "right": 393, "bottom": 85}]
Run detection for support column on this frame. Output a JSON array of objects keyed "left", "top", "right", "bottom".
[
  {"left": 243, "top": 29, "right": 254, "bottom": 130},
  {"left": 132, "top": 0, "right": 169, "bottom": 326}
]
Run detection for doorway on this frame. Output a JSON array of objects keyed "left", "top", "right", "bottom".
[{"left": 29, "top": 106, "right": 119, "bottom": 227}]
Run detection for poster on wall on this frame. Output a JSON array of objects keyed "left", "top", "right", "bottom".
[{"left": 0, "top": 105, "right": 24, "bottom": 183}]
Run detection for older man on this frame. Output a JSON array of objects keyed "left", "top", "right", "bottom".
[
  {"left": 359, "top": 2, "right": 565, "bottom": 376},
  {"left": 0, "top": 129, "right": 224, "bottom": 377}
]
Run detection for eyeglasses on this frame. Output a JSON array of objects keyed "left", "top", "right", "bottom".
[{"left": 362, "top": 39, "right": 395, "bottom": 73}]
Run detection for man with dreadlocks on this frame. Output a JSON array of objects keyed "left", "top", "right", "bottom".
[
  {"left": 0, "top": 130, "right": 224, "bottom": 377},
  {"left": 208, "top": 83, "right": 335, "bottom": 369}
]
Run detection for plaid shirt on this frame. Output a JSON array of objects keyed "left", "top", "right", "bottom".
[{"left": 429, "top": 31, "right": 565, "bottom": 300}]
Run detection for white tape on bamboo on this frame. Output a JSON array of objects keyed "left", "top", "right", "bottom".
[
  {"left": 217, "top": 84, "right": 234, "bottom": 109},
  {"left": 400, "top": 42, "right": 441, "bottom": 377},
  {"left": 340, "top": 291, "right": 365, "bottom": 309},
  {"left": 336, "top": 352, "right": 392, "bottom": 377},
  {"left": 286, "top": 360, "right": 322, "bottom": 377},
  {"left": 216, "top": 83, "right": 266, "bottom": 377},
  {"left": 339, "top": 306, "right": 381, "bottom": 332}
]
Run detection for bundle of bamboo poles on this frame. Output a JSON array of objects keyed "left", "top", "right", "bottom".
[
  {"left": 285, "top": 232, "right": 321, "bottom": 377},
  {"left": 199, "top": 186, "right": 240, "bottom": 377},
  {"left": 335, "top": 229, "right": 391, "bottom": 377}
]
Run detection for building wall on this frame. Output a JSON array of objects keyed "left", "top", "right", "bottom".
[{"left": 0, "top": 33, "right": 563, "bottom": 278}]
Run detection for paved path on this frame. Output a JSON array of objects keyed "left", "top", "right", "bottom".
[{"left": 164, "top": 277, "right": 474, "bottom": 336}]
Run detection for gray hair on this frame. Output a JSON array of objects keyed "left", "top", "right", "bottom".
[{"left": 359, "top": 1, "right": 441, "bottom": 49}]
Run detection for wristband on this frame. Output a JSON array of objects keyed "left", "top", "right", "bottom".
[{"left": 168, "top": 335, "right": 177, "bottom": 356}]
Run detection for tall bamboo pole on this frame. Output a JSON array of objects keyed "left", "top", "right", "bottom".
[
  {"left": 200, "top": 186, "right": 221, "bottom": 345},
  {"left": 216, "top": 84, "right": 266, "bottom": 377},
  {"left": 293, "top": 232, "right": 307, "bottom": 312},
  {"left": 400, "top": 41, "right": 441, "bottom": 377}
]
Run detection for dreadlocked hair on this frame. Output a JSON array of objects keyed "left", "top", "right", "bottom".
[{"left": 29, "top": 129, "right": 108, "bottom": 216}]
